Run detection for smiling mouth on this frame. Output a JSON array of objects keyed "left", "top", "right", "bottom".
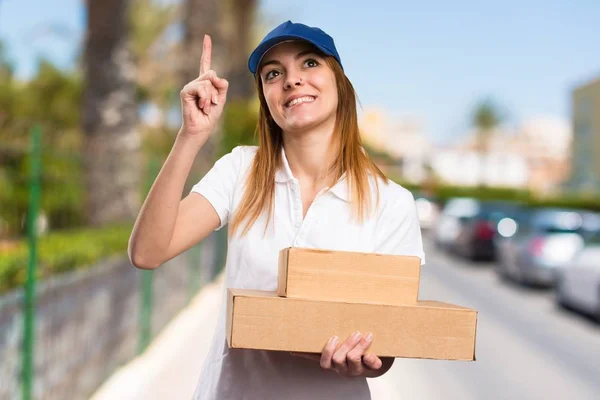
[{"left": 285, "top": 96, "right": 316, "bottom": 108}]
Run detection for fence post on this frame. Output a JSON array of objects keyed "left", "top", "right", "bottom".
[
  {"left": 212, "top": 228, "right": 227, "bottom": 279},
  {"left": 138, "top": 155, "right": 160, "bottom": 354},
  {"left": 188, "top": 244, "right": 202, "bottom": 303},
  {"left": 138, "top": 270, "right": 153, "bottom": 354},
  {"left": 22, "top": 124, "right": 42, "bottom": 400}
]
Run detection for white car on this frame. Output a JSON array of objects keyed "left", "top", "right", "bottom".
[
  {"left": 433, "top": 197, "right": 479, "bottom": 250},
  {"left": 414, "top": 195, "right": 440, "bottom": 230},
  {"left": 556, "top": 234, "right": 600, "bottom": 321}
]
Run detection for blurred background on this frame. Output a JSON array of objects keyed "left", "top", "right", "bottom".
[{"left": 0, "top": 0, "right": 599, "bottom": 399}]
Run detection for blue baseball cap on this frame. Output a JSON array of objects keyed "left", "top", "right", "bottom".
[{"left": 248, "top": 20, "right": 343, "bottom": 75}]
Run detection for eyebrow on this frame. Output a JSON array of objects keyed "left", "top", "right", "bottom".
[{"left": 259, "top": 50, "right": 319, "bottom": 74}]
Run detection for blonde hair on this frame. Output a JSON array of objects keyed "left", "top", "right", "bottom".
[{"left": 229, "top": 50, "right": 388, "bottom": 237}]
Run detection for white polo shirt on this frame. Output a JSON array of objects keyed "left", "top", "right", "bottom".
[{"left": 190, "top": 145, "right": 425, "bottom": 400}]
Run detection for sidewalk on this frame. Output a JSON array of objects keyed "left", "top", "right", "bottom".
[
  {"left": 90, "top": 274, "right": 406, "bottom": 400},
  {"left": 90, "top": 274, "right": 225, "bottom": 400}
]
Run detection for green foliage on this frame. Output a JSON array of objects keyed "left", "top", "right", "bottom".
[
  {"left": 0, "top": 57, "right": 84, "bottom": 237},
  {"left": 130, "top": 0, "right": 179, "bottom": 107},
  {"left": 435, "top": 184, "right": 531, "bottom": 204},
  {"left": 130, "top": 0, "right": 177, "bottom": 60},
  {"left": 392, "top": 178, "right": 600, "bottom": 212},
  {"left": 21, "top": 61, "right": 82, "bottom": 128},
  {"left": 0, "top": 224, "right": 132, "bottom": 294},
  {"left": 219, "top": 99, "right": 259, "bottom": 157},
  {"left": 364, "top": 143, "right": 400, "bottom": 165},
  {"left": 525, "top": 194, "right": 600, "bottom": 212},
  {"left": 472, "top": 98, "right": 503, "bottom": 132},
  {"left": 471, "top": 97, "right": 505, "bottom": 159}
]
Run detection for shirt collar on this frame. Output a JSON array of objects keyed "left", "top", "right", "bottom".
[
  {"left": 274, "top": 147, "right": 294, "bottom": 183},
  {"left": 329, "top": 173, "right": 350, "bottom": 202},
  {"left": 275, "top": 147, "right": 350, "bottom": 202}
]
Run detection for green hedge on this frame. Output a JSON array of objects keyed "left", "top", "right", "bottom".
[
  {"left": 525, "top": 195, "right": 600, "bottom": 212},
  {"left": 0, "top": 224, "right": 132, "bottom": 295},
  {"left": 393, "top": 179, "right": 600, "bottom": 212}
]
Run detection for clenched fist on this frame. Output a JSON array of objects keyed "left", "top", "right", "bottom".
[{"left": 179, "top": 34, "right": 229, "bottom": 139}]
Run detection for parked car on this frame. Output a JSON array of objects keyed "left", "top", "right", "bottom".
[
  {"left": 413, "top": 192, "right": 441, "bottom": 230},
  {"left": 433, "top": 197, "right": 479, "bottom": 251},
  {"left": 495, "top": 207, "right": 600, "bottom": 287},
  {"left": 555, "top": 233, "right": 600, "bottom": 321},
  {"left": 450, "top": 200, "right": 523, "bottom": 261}
]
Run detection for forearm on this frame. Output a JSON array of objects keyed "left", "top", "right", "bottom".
[{"left": 128, "top": 132, "right": 205, "bottom": 269}]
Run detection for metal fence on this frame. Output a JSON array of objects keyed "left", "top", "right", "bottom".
[
  {"left": 0, "top": 124, "right": 228, "bottom": 399},
  {"left": 0, "top": 231, "right": 226, "bottom": 400}
]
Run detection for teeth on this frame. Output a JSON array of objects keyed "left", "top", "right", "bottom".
[{"left": 286, "top": 96, "right": 315, "bottom": 107}]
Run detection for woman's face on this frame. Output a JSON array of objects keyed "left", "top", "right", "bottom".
[{"left": 258, "top": 41, "right": 338, "bottom": 134}]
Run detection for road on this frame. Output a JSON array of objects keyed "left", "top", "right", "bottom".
[
  {"left": 369, "top": 233, "right": 600, "bottom": 399},
  {"left": 92, "top": 233, "right": 600, "bottom": 400}
]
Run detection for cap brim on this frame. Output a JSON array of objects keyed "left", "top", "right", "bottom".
[{"left": 248, "top": 34, "right": 335, "bottom": 75}]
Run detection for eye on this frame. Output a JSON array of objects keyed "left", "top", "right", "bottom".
[
  {"left": 264, "top": 69, "right": 280, "bottom": 81},
  {"left": 304, "top": 58, "right": 319, "bottom": 68}
]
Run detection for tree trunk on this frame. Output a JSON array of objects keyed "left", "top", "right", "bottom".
[
  {"left": 180, "top": 0, "right": 226, "bottom": 174},
  {"left": 226, "top": 0, "right": 257, "bottom": 101},
  {"left": 179, "top": 0, "right": 258, "bottom": 174},
  {"left": 83, "top": 0, "right": 140, "bottom": 226}
]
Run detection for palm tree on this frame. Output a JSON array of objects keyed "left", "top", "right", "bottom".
[
  {"left": 179, "top": 0, "right": 225, "bottom": 174},
  {"left": 226, "top": 0, "right": 258, "bottom": 101},
  {"left": 131, "top": 0, "right": 178, "bottom": 111},
  {"left": 180, "top": 0, "right": 258, "bottom": 173},
  {"left": 82, "top": 0, "right": 139, "bottom": 226},
  {"left": 472, "top": 98, "right": 503, "bottom": 187}
]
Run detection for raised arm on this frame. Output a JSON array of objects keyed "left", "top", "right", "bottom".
[{"left": 128, "top": 35, "right": 229, "bottom": 269}]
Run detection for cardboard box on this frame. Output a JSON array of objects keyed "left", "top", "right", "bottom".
[
  {"left": 226, "top": 289, "right": 477, "bottom": 361},
  {"left": 277, "top": 247, "right": 421, "bottom": 305}
]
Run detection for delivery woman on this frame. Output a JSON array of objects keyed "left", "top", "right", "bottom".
[{"left": 128, "top": 20, "right": 426, "bottom": 400}]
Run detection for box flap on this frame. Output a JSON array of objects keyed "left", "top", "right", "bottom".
[
  {"left": 225, "top": 288, "right": 235, "bottom": 347},
  {"left": 417, "top": 300, "right": 478, "bottom": 312},
  {"left": 276, "top": 247, "right": 289, "bottom": 297},
  {"left": 289, "top": 247, "right": 422, "bottom": 261}
]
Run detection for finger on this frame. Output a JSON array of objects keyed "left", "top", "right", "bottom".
[
  {"left": 320, "top": 336, "right": 339, "bottom": 370},
  {"left": 203, "top": 91, "right": 211, "bottom": 115},
  {"left": 362, "top": 353, "right": 383, "bottom": 370},
  {"left": 199, "top": 34, "right": 212, "bottom": 76},
  {"left": 181, "top": 81, "right": 208, "bottom": 101},
  {"left": 203, "top": 84, "right": 212, "bottom": 114},
  {"left": 346, "top": 333, "right": 373, "bottom": 376},
  {"left": 201, "top": 71, "right": 220, "bottom": 104},
  {"left": 196, "top": 69, "right": 217, "bottom": 82},
  {"left": 202, "top": 83, "right": 213, "bottom": 111},
  {"left": 211, "top": 86, "right": 219, "bottom": 105},
  {"left": 208, "top": 74, "right": 229, "bottom": 96},
  {"left": 197, "top": 84, "right": 210, "bottom": 114},
  {"left": 195, "top": 71, "right": 226, "bottom": 102},
  {"left": 332, "top": 331, "right": 362, "bottom": 374},
  {"left": 290, "top": 352, "right": 321, "bottom": 362}
]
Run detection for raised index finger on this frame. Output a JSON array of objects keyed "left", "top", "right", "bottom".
[{"left": 199, "top": 34, "right": 212, "bottom": 76}]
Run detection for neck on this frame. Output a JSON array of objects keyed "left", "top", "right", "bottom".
[{"left": 283, "top": 119, "right": 338, "bottom": 189}]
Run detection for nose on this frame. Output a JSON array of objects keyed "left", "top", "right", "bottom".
[{"left": 284, "top": 73, "right": 304, "bottom": 90}]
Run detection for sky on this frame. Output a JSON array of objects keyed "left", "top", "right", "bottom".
[{"left": 1, "top": 0, "right": 599, "bottom": 145}]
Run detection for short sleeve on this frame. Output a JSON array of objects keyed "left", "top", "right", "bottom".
[
  {"left": 374, "top": 189, "right": 426, "bottom": 266},
  {"left": 189, "top": 146, "right": 245, "bottom": 231}
]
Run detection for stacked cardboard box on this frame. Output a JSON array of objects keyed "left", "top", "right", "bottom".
[{"left": 226, "top": 247, "right": 478, "bottom": 361}]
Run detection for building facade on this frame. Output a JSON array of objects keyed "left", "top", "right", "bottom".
[{"left": 566, "top": 76, "right": 600, "bottom": 195}]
